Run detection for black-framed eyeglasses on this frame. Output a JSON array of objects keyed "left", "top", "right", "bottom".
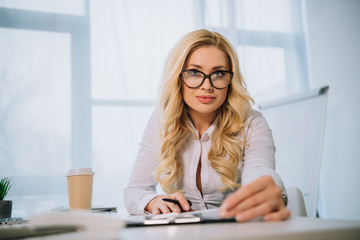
[{"left": 180, "top": 69, "right": 233, "bottom": 89}]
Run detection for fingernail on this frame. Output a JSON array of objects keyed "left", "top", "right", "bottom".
[
  {"left": 220, "top": 204, "right": 228, "bottom": 210},
  {"left": 263, "top": 215, "right": 271, "bottom": 221},
  {"left": 236, "top": 214, "right": 246, "bottom": 222},
  {"left": 219, "top": 210, "right": 227, "bottom": 218},
  {"left": 184, "top": 205, "right": 190, "bottom": 211},
  {"left": 174, "top": 209, "right": 178, "bottom": 212}
]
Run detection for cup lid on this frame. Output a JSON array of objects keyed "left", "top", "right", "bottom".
[{"left": 66, "top": 168, "right": 95, "bottom": 176}]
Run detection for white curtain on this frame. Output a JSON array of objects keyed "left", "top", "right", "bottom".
[{"left": 0, "top": 0, "right": 307, "bottom": 217}]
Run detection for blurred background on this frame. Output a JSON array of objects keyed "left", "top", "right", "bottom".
[{"left": 0, "top": 0, "right": 359, "bottom": 220}]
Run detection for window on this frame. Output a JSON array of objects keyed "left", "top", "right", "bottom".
[
  {"left": 0, "top": 0, "right": 308, "bottom": 217},
  {"left": 0, "top": 0, "right": 92, "bottom": 217},
  {"left": 199, "top": 0, "right": 309, "bottom": 103}
]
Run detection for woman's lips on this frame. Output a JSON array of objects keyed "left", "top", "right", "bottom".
[{"left": 196, "top": 95, "right": 216, "bottom": 104}]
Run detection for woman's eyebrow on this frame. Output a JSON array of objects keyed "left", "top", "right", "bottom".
[
  {"left": 212, "top": 65, "right": 227, "bottom": 70},
  {"left": 185, "top": 64, "right": 227, "bottom": 70},
  {"left": 185, "top": 64, "right": 202, "bottom": 69}
]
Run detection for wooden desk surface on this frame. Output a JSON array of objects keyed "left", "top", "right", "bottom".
[{"left": 119, "top": 217, "right": 360, "bottom": 240}]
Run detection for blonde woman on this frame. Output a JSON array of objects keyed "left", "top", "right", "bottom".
[{"left": 124, "top": 29, "right": 290, "bottom": 222}]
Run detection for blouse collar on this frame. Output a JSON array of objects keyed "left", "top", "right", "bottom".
[{"left": 188, "top": 114, "right": 219, "bottom": 141}]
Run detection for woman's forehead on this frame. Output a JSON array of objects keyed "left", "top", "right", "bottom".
[{"left": 185, "top": 46, "right": 229, "bottom": 68}]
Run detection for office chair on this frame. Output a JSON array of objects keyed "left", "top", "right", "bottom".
[
  {"left": 286, "top": 187, "right": 307, "bottom": 217},
  {"left": 259, "top": 86, "right": 329, "bottom": 217}
]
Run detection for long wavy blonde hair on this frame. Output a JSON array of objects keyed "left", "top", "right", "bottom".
[{"left": 155, "top": 29, "right": 254, "bottom": 194}]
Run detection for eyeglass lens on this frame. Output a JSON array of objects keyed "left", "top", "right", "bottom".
[{"left": 182, "top": 70, "right": 231, "bottom": 89}]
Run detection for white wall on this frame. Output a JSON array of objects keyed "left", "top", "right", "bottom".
[{"left": 304, "top": 0, "right": 360, "bottom": 220}]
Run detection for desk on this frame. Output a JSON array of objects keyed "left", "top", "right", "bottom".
[
  {"left": 119, "top": 217, "right": 360, "bottom": 240},
  {"left": 20, "top": 216, "right": 360, "bottom": 240}
]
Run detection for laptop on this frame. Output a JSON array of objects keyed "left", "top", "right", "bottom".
[{"left": 0, "top": 217, "right": 79, "bottom": 240}]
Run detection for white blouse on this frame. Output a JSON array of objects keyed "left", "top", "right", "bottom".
[{"left": 124, "top": 108, "right": 285, "bottom": 215}]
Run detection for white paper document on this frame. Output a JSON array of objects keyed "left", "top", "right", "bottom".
[{"left": 125, "top": 208, "right": 235, "bottom": 227}]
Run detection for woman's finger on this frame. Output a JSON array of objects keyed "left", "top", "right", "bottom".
[
  {"left": 173, "top": 192, "right": 191, "bottom": 211},
  {"left": 159, "top": 204, "right": 171, "bottom": 214},
  {"left": 166, "top": 202, "right": 181, "bottom": 213},
  {"left": 234, "top": 200, "right": 280, "bottom": 222},
  {"left": 221, "top": 175, "right": 273, "bottom": 211},
  {"left": 145, "top": 195, "right": 165, "bottom": 214},
  {"left": 152, "top": 208, "right": 160, "bottom": 215},
  {"left": 229, "top": 189, "right": 270, "bottom": 214},
  {"left": 263, "top": 207, "right": 291, "bottom": 221}
]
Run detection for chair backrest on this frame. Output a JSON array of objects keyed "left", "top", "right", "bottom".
[
  {"left": 286, "top": 187, "right": 307, "bottom": 217},
  {"left": 259, "top": 86, "right": 329, "bottom": 217}
]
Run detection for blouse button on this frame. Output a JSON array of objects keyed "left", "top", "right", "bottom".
[{"left": 201, "top": 134, "right": 209, "bottom": 142}]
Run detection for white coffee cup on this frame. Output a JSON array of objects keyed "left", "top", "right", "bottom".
[{"left": 66, "top": 168, "right": 95, "bottom": 210}]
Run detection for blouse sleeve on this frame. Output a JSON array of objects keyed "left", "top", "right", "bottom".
[
  {"left": 241, "top": 110, "right": 285, "bottom": 190},
  {"left": 123, "top": 108, "right": 161, "bottom": 214}
]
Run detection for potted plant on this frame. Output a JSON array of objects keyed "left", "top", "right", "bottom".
[{"left": 0, "top": 177, "right": 12, "bottom": 218}]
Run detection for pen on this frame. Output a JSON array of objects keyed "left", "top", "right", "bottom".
[{"left": 162, "top": 198, "right": 192, "bottom": 209}]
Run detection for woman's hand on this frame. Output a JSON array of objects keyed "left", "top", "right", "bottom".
[
  {"left": 219, "top": 175, "right": 290, "bottom": 222},
  {"left": 144, "top": 191, "right": 192, "bottom": 214}
]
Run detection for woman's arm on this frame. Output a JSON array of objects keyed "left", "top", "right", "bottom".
[
  {"left": 241, "top": 110, "right": 284, "bottom": 188},
  {"left": 123, "top": 109, "right": 161, "bottom": 214},
  {"left": 220, "top": 111, "right": 290, "bottom": 221}
]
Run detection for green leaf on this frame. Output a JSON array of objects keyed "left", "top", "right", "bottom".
[{"left": 0, "top": 177, "right": 12, "bottom": 200}]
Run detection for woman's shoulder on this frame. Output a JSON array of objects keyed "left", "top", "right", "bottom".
[
  {"left": 245, "top": 109, "right": 271, "bottom": 131},
  {"left": 140, "top": 107, "right": 162, "bottom": 145},
  {"left": 246, "top": 109, "right": 266, "bottom": 122},
  {"left": 147, "top": 106, "right": 162, "bottom": 125},
  {"left": 141, "top": 107, "right": 162, "bottom": 133}
]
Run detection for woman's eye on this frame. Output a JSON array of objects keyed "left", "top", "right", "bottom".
[
  {"left": 188, "top": 70, "right": 200, "bottom": 76},
  {"left": 213, "top": 71, "right": 225, "bottom": 78}
]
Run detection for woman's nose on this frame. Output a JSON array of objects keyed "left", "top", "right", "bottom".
[{"left": 200, "top": 77, "right": 214, "bottom": 90}]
